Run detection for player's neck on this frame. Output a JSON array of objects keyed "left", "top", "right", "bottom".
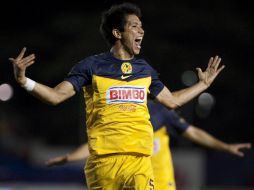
[{"left": 110, "top": 45, "right": 134, "bottom": 61}]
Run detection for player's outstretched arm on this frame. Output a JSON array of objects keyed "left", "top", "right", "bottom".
[
  {"left": 46, "top": 143, "right": 89, "bottom": 167},
  {"left": 182, "top": 126, "right": 252, "bottom": 157},
  {"left": 9, "top": 47, "right": 76, "bottom": 105},
  {"left": 156, "top": 56, "right": 225, "bottom": 109}
]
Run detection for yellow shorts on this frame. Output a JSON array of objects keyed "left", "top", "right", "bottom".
[
  {"left": 155, "top": 180, "right": 176, "bottom": 190},
  {"left": 85, "top": 154, "right": 154, "bottom": 190}
]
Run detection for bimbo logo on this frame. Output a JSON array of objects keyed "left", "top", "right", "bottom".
[{"left": 106, "top": 86, "right": 146, "bottom": 104}]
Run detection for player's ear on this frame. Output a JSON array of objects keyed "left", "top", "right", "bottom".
[{"left": 112, "top": 29, "right": 122, "bottom": 40}]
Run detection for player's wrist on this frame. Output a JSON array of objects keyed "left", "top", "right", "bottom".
[
  {"left": 198, "top": 80, "right": 210, "bottom": 89},
  {"left": 22, "top": 77, "right": 36, "bottom": 91}
]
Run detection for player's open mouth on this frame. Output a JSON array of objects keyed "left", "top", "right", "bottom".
[{"left": 135, "top": 37, "right": 143, "bottom": 49}]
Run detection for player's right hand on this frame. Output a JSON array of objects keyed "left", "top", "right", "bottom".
[{"left": 8, "top": 47, "right": 35, "bottom": 86}]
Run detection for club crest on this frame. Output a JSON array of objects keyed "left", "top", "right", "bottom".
[{"left": 121, "top": 62, "right": 132, "bottom": 74}]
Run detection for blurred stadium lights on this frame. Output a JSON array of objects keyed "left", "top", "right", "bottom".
[
  {"left": 181, "top": 70, "right": 198, "bottom": 86},
  {"left": 196, "top": 92, "right": 215, "bottom": 118},
  {"left": 0, "top": 83, "right": 13, "bottom": 101}
]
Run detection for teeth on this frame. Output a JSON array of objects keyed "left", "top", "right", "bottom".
[
  {"left": 136, "top": 42, "right": 141, "bottom": 49},
  {"left": 135, "top": 37, "right": 142, "bottom": 49}
]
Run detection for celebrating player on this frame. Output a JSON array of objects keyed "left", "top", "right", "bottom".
[{"left": 9, "top": 3, "right": 224, "bottom": 190}]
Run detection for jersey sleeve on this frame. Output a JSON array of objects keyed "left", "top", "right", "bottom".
[
  {"left": 64, "top": 58, "right": 93, "bottom": 92},
  {"left": 164, "top": 110, "right": 190, "bottom": 134},
  {"left": 148, "top": 65, "right": 165, "bottom": 97}
]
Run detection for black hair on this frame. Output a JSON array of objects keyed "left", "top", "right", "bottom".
[{"left": 100, "top": 2, "right": 142, "bottom": 46}]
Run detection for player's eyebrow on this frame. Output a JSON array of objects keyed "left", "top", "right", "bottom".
[{"left": 130, "top": 21, "right": 142, "bottom": 26}]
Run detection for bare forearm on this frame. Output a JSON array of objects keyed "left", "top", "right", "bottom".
[
  {"left": 183, "top": 126, "right": 229, "bottom": 152},
  {"left": 156, "top": 82, "right": 208, "bottom": 109},
  {"left": 171, "top": 81, "right": 208, "bottom": 107},
  {"left": 66, "top": 144, "right": 89, "bottom": 162},
  {"left": 29, "top": 83, "right": 62, "bottom": 105},
  {"left": 24, "top": 80, "right": 75, "bottom": 105}
]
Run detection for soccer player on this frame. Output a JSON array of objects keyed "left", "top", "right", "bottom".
[
  {"left": 45, "top": 100, "right": 251, "bottom": 190},
  {"left": 148, "top": 100, "right": 251, "bottom": 190},
  {"left": 9, "top": 3, "right": 225, "bottom": 190}
]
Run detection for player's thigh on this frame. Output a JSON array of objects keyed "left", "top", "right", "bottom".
[{"left": 85, "top": 155, "right": 117, "bottom": 189}]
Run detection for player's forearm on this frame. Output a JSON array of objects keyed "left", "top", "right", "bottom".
[
  {"left": 171, "top": 81, "right": 208, "bottom": 107},
  {"left": 157, "top": 82, "right": 208, "bottom": 109},
  {"left": 28, "top": 83, "right": 64, "bottom": 105},
  {"left": 183, "top": 126, "right": 229, "bottom": 152},
  {"left": 23, "top": 79, "right": 75, "bottom": 105},
  {"left": 66, "top": 144, "right": 90, "bottom": 162}
]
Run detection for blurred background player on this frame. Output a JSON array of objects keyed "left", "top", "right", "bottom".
[
  {"left": 148, "top": 100, "right": 251, "bottom": 190},
  {"left": 46, "top": 100, "right": 251, "bottom": 190}
]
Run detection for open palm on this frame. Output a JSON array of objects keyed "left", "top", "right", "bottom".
[{"left": 196, "top": 56, "right": 225, "bottom": 86}]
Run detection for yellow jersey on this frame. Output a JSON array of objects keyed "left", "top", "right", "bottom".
[{"left": 65, "top": 52, "right": 164, "bottom": 156}]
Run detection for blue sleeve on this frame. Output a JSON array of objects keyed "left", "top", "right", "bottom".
[
  {"left": 148, "top": 65, "right": 164, "bottom": 97},
  {"left": 64, "top": 58, "right": 93, "bottom": 92},
  {"left": 164, "top": 110, "right": 190, "bottom": 134}
]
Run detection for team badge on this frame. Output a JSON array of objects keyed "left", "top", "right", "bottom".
[{"left": 121, "top": 62, "right": 132, "bottom": 74}]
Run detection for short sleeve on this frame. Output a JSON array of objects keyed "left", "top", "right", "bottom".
[
  {"left": 148, "top": 66, "right": 164, "bottom": 97},
  {"left": 64, "top": 59, "right": 93, "bottom": 92},
  {"left": 164, "top": 110, "right": 190, "bottom": 134}
]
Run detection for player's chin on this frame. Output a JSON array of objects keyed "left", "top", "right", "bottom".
[{"left": 133, "top": 48, "right": 141, "bottom": 55}]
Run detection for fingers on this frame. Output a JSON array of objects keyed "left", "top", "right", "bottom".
[
  {"left": 206, "top": 56, "right": 221, "bottom": 71},
  {"left": 210, "top": 55, "right": 222, "bottom": 70},
  {"left": 45, "top": 160, "right": 54, "bottom": 167},
  {"left": 20, "top": 54, "right": 35, "bottom": 63},
  {"left": 239, "top": 143, "right": 252, "bottom": 149},
  {"left": 8, "top": 58, "right": 15, "bottom": 62},
  {"left": 235, "top": 151, "right": 244, "bottom": 157},
  {"left": 232, "top": 143, "right": 252, "bottom": 157},
  {"left": 9, "top": 47, "right": 33, "bottom": 64},
  {"left": 207, "top": 57, "right": 213, "bottom": 68},
  {"left": 196, "top": 67, "right": 202, "bottom": 74},
  {"left": 216, "top": 65, "right": 225, "bottom": 74},
  {"left": 45, "top": 159, "right": 58, "bottom": 167},
  {"left": 9, "top": 54, "right": 35, "bottom": 68},
  {"left": 18, "top": 54, "right": 35, "bottom": 66},
  {"left": 17, "top": 47, "right": 27, "bottom": 60},
  {"left": 206, "top": 55, "right": 225, "bottom": 78},
  {"left": 45, "top": 156, "right": 67, "bottom": 167}
]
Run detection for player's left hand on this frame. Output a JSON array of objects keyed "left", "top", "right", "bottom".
[
  {"left": 45, "top": 155, "right": 68, "bottom": 167},
  {"left": 196, "top": 55, "right": 225, "bottom": 87},
  {"left": 228, "top": 143, "right": 252, "bottom": 157}
]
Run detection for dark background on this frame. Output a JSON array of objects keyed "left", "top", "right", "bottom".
[{"left": 0, "top": 0, "right": 253, "bottom": 188}]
